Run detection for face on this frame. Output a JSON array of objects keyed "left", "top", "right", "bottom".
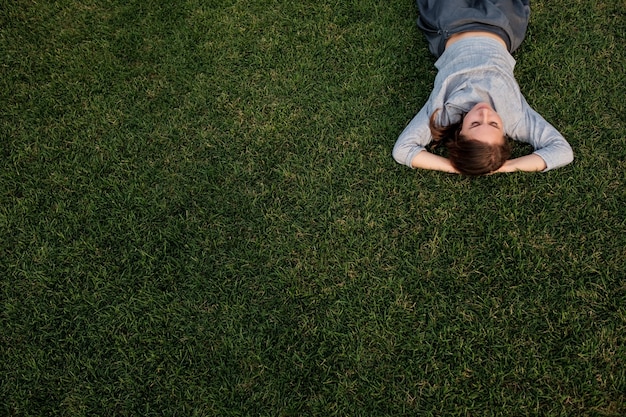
[{"left": 460, "top": 102, "right": 505, "bottom": 145}]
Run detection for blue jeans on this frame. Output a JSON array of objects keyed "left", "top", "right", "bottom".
[{"left": 416, "top": 0, "right": 530, "bottom": 57}]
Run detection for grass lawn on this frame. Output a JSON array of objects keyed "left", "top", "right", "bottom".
[{"left": 1, "top": 0, "right": 625, "bottom": 415}]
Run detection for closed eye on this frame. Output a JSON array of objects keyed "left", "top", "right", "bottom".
[{"left": 470, "top": 121, "right": 500, "bottom": 129}]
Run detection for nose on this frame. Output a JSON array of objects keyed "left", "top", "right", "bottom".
[{"left": 478, "top": 108, "right": 491, "bottom": 122}]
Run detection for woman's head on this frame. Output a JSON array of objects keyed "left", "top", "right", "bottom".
[{"left": 430, "top": 103, "right": 511, "bottom": 175}]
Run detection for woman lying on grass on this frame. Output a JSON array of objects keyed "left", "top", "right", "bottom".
[{"left": 392, "top": 0, "right": 574, "bottom": 175}]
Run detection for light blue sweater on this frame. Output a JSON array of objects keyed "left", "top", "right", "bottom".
[{"left": 393, "top": 37, "right": 574, "bottom": 171}]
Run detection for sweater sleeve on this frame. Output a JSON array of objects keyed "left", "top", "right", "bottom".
[
  {"left": 392, "top": 104, "right": 433, "bottom": 168},
  {"left": 512, "top": 101, "right": 574, "bottom": 171}
]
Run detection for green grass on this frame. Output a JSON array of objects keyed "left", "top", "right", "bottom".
[{"left": 1, "top": 0, "right": 625, "bottom": 415}]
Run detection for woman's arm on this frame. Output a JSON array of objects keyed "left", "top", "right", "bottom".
[
  {"left": 509, "top": 100, "right": 574, "bottom": 171},
  {"left": 392, "top": 105, "right": 434, "bottom": 168},
  {"left": 411, "top": 150, "right": 459, "bottom": 173},
  {"left": 495, "top": 154, "right": 547, "bottom": 173},
  {"left": 393, "top": 105, "right": 459, "bottom": 174}
]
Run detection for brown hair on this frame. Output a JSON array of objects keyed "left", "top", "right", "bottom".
[{"left": 429, "top": 110, "right": 511, "bottom": 176}]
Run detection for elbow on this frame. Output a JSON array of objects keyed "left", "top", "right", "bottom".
[
  {"left": 539, "top": 141, "right": 574, "bottom": 171},
  {"left": 392, "top": 142, "right": 406, "bottom": 166},
  {"left": 559, "top": 143, "right": 574, "bottom": 168},
  {"left": 392, "top": 152, "right": 403, "bottom": 166},
  {"left": 565, "top": 146, "right": 575, "bottom": 165}
]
